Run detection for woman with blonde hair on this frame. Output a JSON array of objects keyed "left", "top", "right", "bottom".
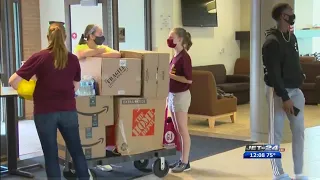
[
  {"left": 166, "top": 27, "right": 193, "bottom": 173},
  {"left": 9, "top": 23, "right": 90, "bottom": 179}
]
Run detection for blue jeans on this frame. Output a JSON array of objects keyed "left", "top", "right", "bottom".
[{"left": 34, "top": 111, "right": 90, "bottom": 180}]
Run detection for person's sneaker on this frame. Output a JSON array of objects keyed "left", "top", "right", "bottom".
[
  {"left": 273, "top": 173, "right": 292, "bottom": 180},
  {"left": 112, "top": 148, "right": 121, "bottom": 156},
  {"left": 169, "top": 160, "right": 181, "bottom": 169},
  {"left": 295, "top": 175, "right": 308, "bottom": 180},
  {"left": 171, "top": 162, "right": 191, "bottom": 173}
]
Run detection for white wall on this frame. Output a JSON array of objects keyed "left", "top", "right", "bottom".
[
  {"left": 39, "top": 0, "right": 146, "bottom": 51},
  {"left": 295, "top": 0, "right": 314, "bottom": 29},
  {"left": 118, "top": 0, "right": 145, "bottom": 50},
  {"left": 295, "top": 0, "right": 320, "bottom": 54},
  {"left": 152, "top": 0, "right": 241, "bottom": 74},
  {"left": 240, "top": 0, "right": 251, "bottom": 31},
  {"left": 39, "top": 0, "right": 65, "bottom": 49},
  {"left": 312, "top": 0, "right": 320, "bottom": 53},
  {"left": 40, "top": 0, "right": 242, "bottom": 74}
]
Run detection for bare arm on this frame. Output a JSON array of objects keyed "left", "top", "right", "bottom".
[
  {"left": 76, "top": 48, "right": 105, "bottom": 60},
  {"left": 169, "top": 73, "right": 192, "bottom": 84},
  {"left": 9, "top": 73, "right": 23, "bottom": 90},
  {"left": 96, "top": 49, "right": 121, "bottom": 58},
  {"left": 73, "top": 81, "right": 80, "bottom": 92}
]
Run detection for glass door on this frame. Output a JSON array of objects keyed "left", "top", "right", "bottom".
[
  {"left": 0, "top": 0, "right": 23, "bottom": 123},
  {"left": 12, "top": 0, "right": 24, "bottom": 119},
  {"left": 64, "top": 0, "right": 117, "bottom": 51},
  {"left": 118, "top": 0, "right": 151, "bottom": 50}
]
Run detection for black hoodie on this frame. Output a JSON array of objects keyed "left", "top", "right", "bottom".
[{"left": 262, "top": 27, "right": 304, "bottom": 102}]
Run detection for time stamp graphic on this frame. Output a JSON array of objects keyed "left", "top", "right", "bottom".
[{"left": 243, "top": 145, "right": 284, "bottom": 159}]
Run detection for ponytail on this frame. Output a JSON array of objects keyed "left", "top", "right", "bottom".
[
  {"left": 184, "top": 32, "right": 192, "bottom": 51},
  {"left": 78, "top": 24, "right": 96, "bottom": 45},
  {"left": 47, "top": 25, "right": 68, "bottom": 70},
  {"left": 173, "top": 27, "right": 193, "bottom": 51},
  {"left": 78, "top": 34, "right": 87, "bottom": 45}
]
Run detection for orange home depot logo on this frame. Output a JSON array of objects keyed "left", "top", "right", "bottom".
[{"left": 132, "top": 109, "right": 155, "bottom": 136}]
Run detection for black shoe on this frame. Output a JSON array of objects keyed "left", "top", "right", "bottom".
[
  {"left": 169, "top": 160, "right": 181, "bottom": 169},
  {"left": 171, "top": 162, "right": 191, "bottom": 173}
]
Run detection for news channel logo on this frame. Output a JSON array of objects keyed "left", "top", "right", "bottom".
[{"left": 243, "top": 144, "right": 284, "bottom": 159}]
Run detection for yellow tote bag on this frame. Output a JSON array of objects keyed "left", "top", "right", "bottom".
[{"left": 17, "top": 79, "right": 36, "bottom": 100}]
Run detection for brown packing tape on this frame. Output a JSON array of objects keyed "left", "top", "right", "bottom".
[
  {"left": 117, "top": 120, "right": 130, "bottom": 154},
  {"left": 76, "top": 96, "right": 114, "bottom": 127},
  {"left": 77, "top": 106, "right": 109, "bottom": 127}
]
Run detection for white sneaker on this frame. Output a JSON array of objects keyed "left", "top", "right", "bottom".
[
  {"left": 96, "top": 165, "right": 113, "bottom": 172},
  {"left": 88, "top": 169, "right": 93, "bottom": 180},
  {"left": 273, "top": 173, "right": 292, "bottom": 180},
  {"left": 295, "top": 175, "right": 308, "bottom": 180}
]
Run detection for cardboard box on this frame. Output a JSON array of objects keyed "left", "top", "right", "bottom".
[
  {"left": 57, "top": 127, "right": 106, "bottom": 160},
  {"left": 79, "top": 57, "right": 141, "bottom": 96},
  {"left": 120, "top": 51, "right": 169, "bottom": 99},
  {"left": 101, "top": 58, "right": 141, "bottom": 96},
  {"left": 115, "top": 97, "right": 166, "bottom": 155},
  {"left": 76, "top": 96, "right": 114, "bottom": 128}
]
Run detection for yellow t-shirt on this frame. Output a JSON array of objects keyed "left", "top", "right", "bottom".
[{"left": 74, "top": 44, "right": 113, "bottom": 54}]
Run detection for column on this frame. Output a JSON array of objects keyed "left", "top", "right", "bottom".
[{"left": 250, "top": 0, "right": 294, "bottom": 143}]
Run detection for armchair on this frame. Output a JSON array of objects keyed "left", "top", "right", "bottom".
[
  {"left": 193, "top": 64, "right": 250, "bottom": 104},
  {"left": 300, "top": 61, "right": 320, "bottom": 104},
  {"left": 188, "top": 70, "right": 237, "bottom": 128}
]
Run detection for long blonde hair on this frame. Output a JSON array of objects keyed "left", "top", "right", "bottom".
[{"left": 47, "top": 24, "right": 68, "bottom": 70}]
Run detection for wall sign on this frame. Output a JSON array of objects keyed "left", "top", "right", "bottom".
[
  {"left": 119, "top": 28, "right": 125, "bottom": 43},
  {"left": 72, "top": 32, "right": 78, "bottom": 40}
]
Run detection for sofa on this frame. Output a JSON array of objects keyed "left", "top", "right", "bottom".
[
  {"left": 300, "top": 56, "right": 316, "bottom": 63},
  {"left": 193, "top": 64, "right": 250, "bottom": 104},
  {"left": 231, "top": 56, "right": 319, "bottom": 104},
  {"left": 189, "top": 70, "right": 237, "bottom": 128},
  {"left": 300, "top": 61, "right": 320, "bottom": 105}
]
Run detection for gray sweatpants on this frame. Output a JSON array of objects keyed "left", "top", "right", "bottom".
[{"left": 266, "top": 87, "right": 305, "bottom": 177}]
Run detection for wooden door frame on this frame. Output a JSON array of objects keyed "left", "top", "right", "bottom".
[{"left": 64, "top": 0, "right": 152, "bottom": 51}]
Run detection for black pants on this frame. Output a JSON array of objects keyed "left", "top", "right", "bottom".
[{"left": 34, "top": 111, "right": 89, "bottom": 180}]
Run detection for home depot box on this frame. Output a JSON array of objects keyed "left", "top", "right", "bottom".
[
  {"left": 79, "top": 57, "right": 141, "bottom": 96},
  {"left": 120, "top": 51, "right": 169, "bottom": 98},
  {"left": 76, "top": 96, "right": 114, "bottom": 128},
  {"left": 57, "top": 127, "right": 105, "bottom": 160},
  {"left": 115, "top": 97, "right": 166, "bottom": 155}
]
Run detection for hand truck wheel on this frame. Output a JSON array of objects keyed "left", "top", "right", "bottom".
[
  {"left": 152, "top": 157, "right": 169, "bottom": 178},
  {"left": 133, "top": 159, "right": 149, "bottom": 171}
]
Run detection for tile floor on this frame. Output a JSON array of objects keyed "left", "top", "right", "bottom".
[
  {"left": 187, "top": 104, "right": 320, "bottom": 140},
  {"left": 136, "top": 126, "right": 320, "bottom": 180},
  {"left": 1, "top": 104, "right": 319, "bottom": 179}
]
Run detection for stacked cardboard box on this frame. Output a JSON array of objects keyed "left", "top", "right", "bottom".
[
  {"left": 58, "top": 51, "right": 170, "bottom": 158},
  {"left": 117, "top": 51, "right": 169, "bottom": 155},
  {"left": 79, "top": 57, "right": 142, "bottom": 96},
  {"left": 57, "top": 96, "right": 114, "bottom": 160}
]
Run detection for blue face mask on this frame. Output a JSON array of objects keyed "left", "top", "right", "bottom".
[{"left": 94, "top": 36, "right": 105, "bottom": 45}]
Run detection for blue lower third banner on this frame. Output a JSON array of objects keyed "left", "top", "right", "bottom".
[{"left": 243, "top": 151, "right": 282, "bottom": 159}]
